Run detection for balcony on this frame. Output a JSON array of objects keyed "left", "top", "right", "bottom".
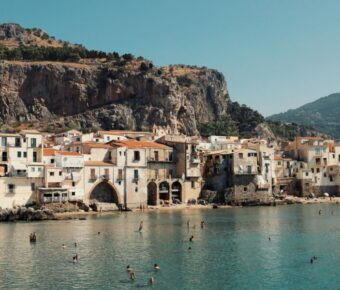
[
  {"left": 88, "top": 175, "right": 98, "bottom": 182},
  {"left": 234, "top": 170, "right": 257, "bottom": 175}
]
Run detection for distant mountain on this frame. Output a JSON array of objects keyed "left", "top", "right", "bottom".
[{"left": 267, "top": 93, "right": 340, "bottom": 139}]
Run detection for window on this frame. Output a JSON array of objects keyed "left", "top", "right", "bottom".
[
  {"left": 134, "top": 170, "right": 139, "bottom": 180},
  {"left": 31, "top": 167, "right": 35, "bottom": 172},
  {"left": 278, "top": 161, "right": 281, "bottom": 166},
  {"left": 1, "top": 137, "right": 7, "bottom": 146},
  {"left": 316, "top": 158, "right": 321, "bottom": 165},
  {"left": 108, "top": 151, "right": 112, "bottom": 160},
  {"left": 119, "top": 151, "right": 122, "bottom": 156},
  {"left": 23, "top": 152, "right": 27, "bottom": 158},
  {"left": 33, "top": 152, "right": 37, "bottom": 162},
  {"left": 316, "top": 168, "right": 320, "bottom": 173},
  {"left": 17, "top": 151, "right": 22, "bottom": 158},
  {"left": 154, "top": 151, "right": 159, "bottom": 161},
  {"left": 118, "top": 169, "right": 123, "bottom": 180},
  {"left": 133, "top": 151, "right": 140, "bottom": 161},
  {"left": 59, "top": 171, "right": 62, "bottom": 176},
  {"left": 238, "top": 153, "right": 243, "bottom": 159},
  {"left": 107, "top": 136, "right": 110, "bottom": 141},
  {"left": 51, "top": 159, "right": 55, "bottom": 164},
  {"left": 135, "top": 187, "right": 138, "bottom": 192},
  {"left": 247, "top": 165, "right": 252, "bottom": 174},
  {"left": 305, "top": 183, "right": 309, "bottom": 187},
  {"left": 323, "top": 172, "right": 327, "bottom": 177},
  {"left": 72, "top": 192, "right": 76, "bottom": 196},
  {"left": 306, "top": 172, "right": 309, "bottom": 176},
  {"left": 169, "top": 152, "right": 173, "bottom": 161},
  {"left": 169, "top": 169, "right": 173, "bottom": 177},
  {"left": 15, "top": 137, "right": 21, "bottom": 147},
  {"left": 31, "top": 138, "right": 37, "bottom": 148},
  {"left": 90, "top": 169, "right": 96, "bottom": 179},
  {"left": 244, "top": 187, "right": 247, "bottom": 192},
  {"left": 191, "top": 181, "right": 195, "bottom": 189},
  {"left": 31, "top": 183, "right": 35, "bottom": 191},
  {"left": 330, "top": 176, "right": 334, "bottom": 182},
  {"left": 311, "top": 168, "right": 314, "bottom": 173},
  {"left": 8, "top": 184, "right": 15, "bottom": 193},
  {"left": 72, "top": 182, "right": 75, "bottom": 187},
  {"left": 38, "top": 167, "right": 42, "bottom": 172},
  {"left": 104, "top": 169, "right": 109, "bottom": 178},
  {"left": 248, "top": 153, "right": 257, "bottom": 157},
  {"left": 49, "top": 172, "right": 54, "bottom": 176}
]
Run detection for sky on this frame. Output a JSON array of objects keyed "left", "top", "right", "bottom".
[{"left": 1, "top": 0, "right": 340, "bottom": 116}]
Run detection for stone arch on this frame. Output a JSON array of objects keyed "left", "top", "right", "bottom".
[
  {"left": 147, "top": 182, "right": 157, "bottom": 206},
  {"left": 159, "top": 181, "right": 170, "bottom": 201},
  {"left": 89, "top": 181, "right": 120, "bottom": 204},
  {"left": 171, "top": 181, "right": 182, "bottom": 202}
]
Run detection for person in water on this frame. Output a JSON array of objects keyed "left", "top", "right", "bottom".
[
  {"left": 138, "top": 221, "right": 143, "bottom": 232},
  {"left": 62, "top": 244, "right": 66, "bottom": 249},
  {"left": 268, "top": 236, "right": 271, "bottom": 241},
  {"left": 154, "top": 264, "right": 160, "bottom": 270},
  {"left": 189, "top": 235, "right": 194, "bottom": 242},
  {"left": 200, "top": 221, "right": 205, "bottom": 229},
  {"left": 310, "top": 258, "right": 313, "bottom": 264},
  {"left": 188, "top": 247, "right": 192, "bottom": 251},
  {"left": 319, "top": 210, "right": 322, "bottom": 215},
  {"left": 73, "top": 254, "right": 79, "bottom": 263},
  {"left": 130, "top": 272, "right": 136, "bottom": 281},
  {"left": 74, "top": 242, "right": 77, "bottom": 247},
  {"left": 126, "top": 265, "right": 133, "bottom": 272},
  {"left": 149, "top": 276, "right": 154, "bottom": 285},
  {"left": 98, "top": 231, "right": 101, "bottom": 235}
]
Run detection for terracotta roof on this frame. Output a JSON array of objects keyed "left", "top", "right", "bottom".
[
  {"left": 99, "top": 130, "right": 150, "bottom": 136},
  {"left": 84, "top": 161, "right": 113, "bottom": 166},
  {"left": 43, "top": 148, "right": 81, "bottom": 156},
  {"left": 110, "top": 140, "right": 171, "bottom": 149},
  {"left": 83, "top": 142, "right": 112, "bottom": 149},
  {"left": 274, "top": 154, "right": 292, "bottom": 161}
]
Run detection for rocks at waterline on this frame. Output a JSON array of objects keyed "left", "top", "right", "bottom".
[{"left": 0, "top": 206, "right": 54, "bottom": 222}]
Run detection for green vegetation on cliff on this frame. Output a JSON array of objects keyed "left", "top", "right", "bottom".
[{"left": 268, "top": 93, "right": 340, "bottom": 139}]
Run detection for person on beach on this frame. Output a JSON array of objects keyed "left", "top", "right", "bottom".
[
  {"left": 127, "top": 265, "right": 133, "bottom": 272},
  {"left": 130, "top": 271, "right": 136, "bottom": 281},
  {"left": 138, "top": 221, "right": 143, "bottom": 232},
  {"left": 189, "top": 235, "right": 194, "bottom": 242},
  {"left": 200, "top": 221, "right": 205, "bottom": 229},
  {"left": 149, "top": 276, "right": 154, "bottom": 285},
  {"left": 154, "top": 264, "right": 160, "bottom": 270}
]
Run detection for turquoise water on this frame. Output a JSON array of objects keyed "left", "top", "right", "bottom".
[{"left": 0, "top": 204, "right": 340, "bottom": 290}]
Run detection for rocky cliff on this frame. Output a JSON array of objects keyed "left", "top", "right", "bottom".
[{"left": 0, "top": 59, "right": 230, "bottom": 135}]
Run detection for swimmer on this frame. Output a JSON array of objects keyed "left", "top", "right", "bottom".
[
  {"left": 188, "top": 247, "right": 192, "bottom": 251},
  {"left": 126, "top": 265, "right": 133, "bottom": 272},
  {"left": 73, "top": 255, "right": 79, "bottom": 263},
  {"left": 310, "top": 258, "right": 313, "bottom": 264},
  {"left": 98, "top": 231, "right": 101, "bottom": 235},
  {"left": 130, "top": 271, "right": 136, "bottom": 281},
  {"left": 138, "top": 221, "right": 143, "bottom": 232},
  {"left": 313, "top": 256, "right": 317, "bottom": 260},
  {"left": 268, "top": 237, "right": 271, "bottom": 241},
  {"left": 319, "top": 210, "right": 322, "bottom": 215},
  {"left": 189, "top": 235, "right": 194, "bottom": 242},
  {"left": 149, "top": 276, "right": 154, "bottom": 285},
  {"left": 154, "top": 263, "right": 160, "bottom": 270},
  {"left": 200, "top": 220, "right": 205, "bottom": 229}
]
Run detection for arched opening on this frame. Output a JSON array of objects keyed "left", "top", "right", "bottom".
[
  {"left": 147, "top": 182, "right": 157, "bottom": 206},
  {"left": 159, "top": 181, "right": 170, "bottom": 202},
  {"left": 90, "top": 181, "right": 119, "bottom": 204},
  {"left": 171, "top": 181, "right": 182, "bottom": 202}
]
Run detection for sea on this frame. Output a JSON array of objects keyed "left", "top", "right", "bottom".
[{"left": 0, "top": 204, "right": 339, "bottom": 290}]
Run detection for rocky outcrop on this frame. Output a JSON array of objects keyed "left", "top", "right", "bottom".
[
  {"left": 0, "top": 60, "right": 229, "bottom": 135},
  {"left": 0, "top": 206, "right": 54, "bottom": 221}
]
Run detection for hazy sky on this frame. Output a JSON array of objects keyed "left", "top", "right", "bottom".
[{"left": 2, "top": 0, "right": 340, "bottom": 116}]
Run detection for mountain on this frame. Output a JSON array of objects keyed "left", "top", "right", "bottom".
[
  {"left": 268, "top": 93, "right": 340, "bottom": 139},
  {"left": 0, "top": 23, "right": 315, "bottom": 139}
]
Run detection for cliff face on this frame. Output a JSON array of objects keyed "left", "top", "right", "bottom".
[{"left": 0, "top": 60, "right": 229, "bottom": 135}]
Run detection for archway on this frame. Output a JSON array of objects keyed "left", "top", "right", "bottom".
[
  {"left": 159, "top": 181, "right": 170, "bottom": 202},
  {"left": 90, "top": 181, "right": 119, "bottom": 204},
  {"left": 147, "top": 182, "right": 157, "bottom": 206},
  {"left": 172, "top": 181, "right": 182, "bottom": 202}
]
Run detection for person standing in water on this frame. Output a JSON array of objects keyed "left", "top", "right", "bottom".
[
  {"left": 138, "top": 221, "right": 143, "bottom": 232},
  {"left": 149, "top": 276, "right": 154, "bottom": 285},
  {"left": 189, "top": 235, "right": 194, "bottom": 242},
  {"left": 200, "top": 220, "right": 205, "bottom": 229},
  {"left": 130, "top": 272, "right": 136, "bottom": 281},
  {"left": 154, "top": 264, "right": 160, "bottom": 270}
]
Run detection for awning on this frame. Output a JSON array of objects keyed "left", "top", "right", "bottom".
[{"left": 11, "top": 162, "right": 27, "bottom": 171}]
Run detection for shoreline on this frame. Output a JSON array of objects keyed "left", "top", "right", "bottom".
[{"left": 52, "top": 196, "right": 340, "bottom": 220}]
